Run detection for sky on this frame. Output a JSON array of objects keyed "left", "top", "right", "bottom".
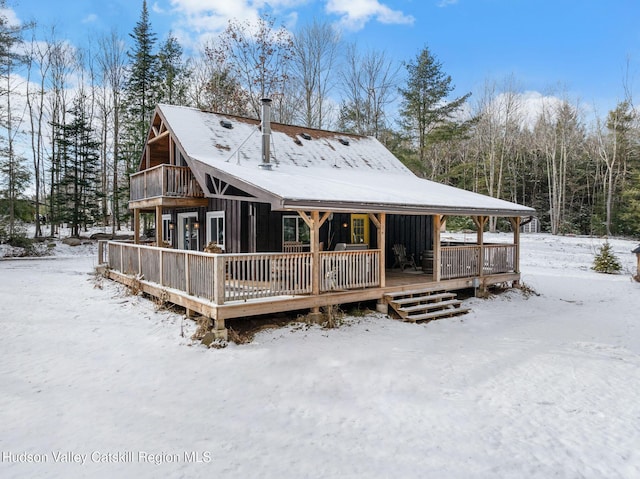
[{"left": 8, "top": 0, "right": 640, "bottom": 117}]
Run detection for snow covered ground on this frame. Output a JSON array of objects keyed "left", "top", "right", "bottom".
[{"left": 1, "top": 233, "right": 639, "bottom": 478}]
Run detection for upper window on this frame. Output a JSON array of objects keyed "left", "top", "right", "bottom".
[{"left": 283, "top": 215, "right": 310, "bottom": 244}]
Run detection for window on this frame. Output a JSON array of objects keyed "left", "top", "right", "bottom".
[
  {"left": 206, "top": 211, "right": 225, "bottom": 251},
  {"left": 283, "top": 215, "right": 310, "bottom": 244},
  {"left": 161, "top": 214, "right": 173, "bottom": 245}
]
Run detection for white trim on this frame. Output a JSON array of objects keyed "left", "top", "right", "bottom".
[
  {"left": 177, "top": 212, "right": 199, "bottom": 251},
  {"left": 206, "top": 211, "right": 225, "bottom": 251},
  {"left": 161, "top": 214, "right": 173, "bottom": 245}
]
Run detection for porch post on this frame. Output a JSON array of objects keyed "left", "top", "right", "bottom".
[
  {"left": 134, "top": 209, "right": 140, "bottom": 244},
  {"left": 311, "top": 211, "right": 321, "bottom": 295},
  {"left": 433, "top": 214, "right": 442, "bottom": 282},
  {"left": 473, "top": 216, "right": 488, "bottom": 281},
  {"left": 310, "top": 210, "right": 321, "bottom": 317},
  {"left": 510, "top": 216, "right": 521, "bottom": 277},
  {"left": 155, "top": 205, "right": 163, "bottom": 246},
  {"left": 378, "top": 213, "right": 386, "bottom": 288}
]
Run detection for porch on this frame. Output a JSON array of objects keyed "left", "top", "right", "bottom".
[{"left": 98, "top": 240, "right": 519, "bottom": 339}]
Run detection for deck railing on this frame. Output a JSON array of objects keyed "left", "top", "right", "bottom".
[
  {"left": 320, "top": 250, "right": 380, "bottom": 292},
  {"left": 440, "top": 244, "right": 516, "bottom": 279},
  {"left": 102, "top": 242, "right": 513, "bottom": 304},
  {"left": 104, "top": 242, "right": 381, "bottom": 304},
  {"left": 130, "top": 164, "right": 204, "bottom": 201}
]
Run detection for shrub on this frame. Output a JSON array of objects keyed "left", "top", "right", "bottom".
[{"left": 592, "top": 242, "right": 622, "bottom": 274}]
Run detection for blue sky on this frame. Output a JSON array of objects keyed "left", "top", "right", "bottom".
[{"left": 9, "top": 0, "right": 640, "bottom": 115}]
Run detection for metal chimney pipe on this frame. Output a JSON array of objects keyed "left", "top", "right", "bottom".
[{"left": 260, "top": 98, "right": 272, "bottom": 170}]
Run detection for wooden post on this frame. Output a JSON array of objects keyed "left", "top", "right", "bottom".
[
  {"left": 433, "top": 214, "right": 442, "bottom": 282},
  {"left": 310, "top": 210, "right": 320, "bottom": 297},
  {"left": 134, "top": 209, "right": 140, "bottom": 244},
  {"left": 368, "top": 212, "right": 385, "bottom": 288},
  {"left": 473, "top": 216, "right": 488, "bottom": 281},
  {"left": 155, "top": 205, "right": 163, "bottom": 246},
  {"left": 213, "top": 255, "right": 225, "bottom": 305},
  {"left": 510, "top": 217, "right": 521, "bottom": 285}
]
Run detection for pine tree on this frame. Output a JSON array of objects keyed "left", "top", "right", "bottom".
[
  {"left": 122, "top": 0, "right": 160, "bottom": 180},
  {"left": 52, "top": 96, "right": 101, "bottom": 238},
  {"left": 592, "top": 242, "right": 622, "bottom": 274},
  {"left": 0, "top": 0, "right": 29, "bottom": 239},
  {"left": 157, "top": 33, "right": 189, "bottom": 105},
  {"left": 398, "top": 47, "right": 471, "bottom": 172}
]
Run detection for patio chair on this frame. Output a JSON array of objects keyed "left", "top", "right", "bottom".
[{"left": 392, "top": 244, "right": 417, "bottom": 271}]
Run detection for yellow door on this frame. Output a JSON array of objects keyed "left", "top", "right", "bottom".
[{"left": 350, "top": 214, "right": 369, "bottom": 245}]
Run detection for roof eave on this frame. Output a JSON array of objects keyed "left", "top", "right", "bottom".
[{"left": 280, "top": 199, "right": 536, "bottom": 217}]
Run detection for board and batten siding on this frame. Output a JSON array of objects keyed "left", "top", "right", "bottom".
[{"left": 385, "top": 215, "right": 433, "bottom": 268}]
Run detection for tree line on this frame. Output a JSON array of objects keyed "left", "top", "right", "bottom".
[{"left": 0, "top": 0, "right": 638, "bottom": 240}]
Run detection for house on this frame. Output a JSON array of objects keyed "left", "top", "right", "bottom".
[{"left": 99, "top": 100, "right": 535, "bottom": 340}]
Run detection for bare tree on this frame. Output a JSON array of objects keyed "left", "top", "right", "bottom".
[
  {"left": 190, "top": 41, "right": 249, "bottom": 115},
  {"left": 25, "top": 26, "right": 52, "bottom": 238},
  {"left": 596, "top": 100, "right": 636, "bottom": 235},
  {"left": 339, "top": 43, "right": 399, "bottom": 138},
  {"left": 207, "top": 14, "right": 294, "bottom": 120},
  {"left": 96, "top": 30, "right": 126, "bottom": 233},
  {"left": 291, "top": 20, "right": 340, "bottom": 129},
  {"left": 470, "top": 77, "right": 522, "bottom": 230}
]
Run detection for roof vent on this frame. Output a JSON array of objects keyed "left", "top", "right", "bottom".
[
  {"left": 220, "top": 119, "right": 233, "bottom": 129},
  {"left": 338, "top": 138, "right": 350, "bottom": 146},
  {"left": 300, "top": 132, "right": 312, "bottom": 140}
]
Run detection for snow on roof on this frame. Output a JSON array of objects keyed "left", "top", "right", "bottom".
[{"left": 157, "top": 104, "right": 535, "bottom": 216}]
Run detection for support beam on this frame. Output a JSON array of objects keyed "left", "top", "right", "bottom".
[
  {"left": 376, "top": 213, "right": 386, "bottom": 288},
  {"left": 147, "top": 130, "right": 170, "bottom": 144},
  {"left": 155, "top": 205, "right": 163, "bottom": 246},
  {"left": 509, "top": 217, "right": 521, "bottom": 275},
  {"left": 433, "top": 214, "right": 442, "bottom": 282},
  {"left": 310, "top": 210, "right": 320, "bottom": 296},
  {"left": 134, "top": 209, "right": 140, "bottom": 244}
]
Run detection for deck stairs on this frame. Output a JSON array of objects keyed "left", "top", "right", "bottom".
[{"left": 384, "top": 288, "right": 470, "bottom": 323}]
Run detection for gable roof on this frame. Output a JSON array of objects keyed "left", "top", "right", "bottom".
[{"left": 154, "top": 104, "right": 535, "bottom": 216}]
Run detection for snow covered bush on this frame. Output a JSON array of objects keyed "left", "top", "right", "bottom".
[{"left": 592, "top": 242, "right": 622, "bottom": 274}]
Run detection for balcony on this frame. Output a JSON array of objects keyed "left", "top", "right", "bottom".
[{"left": 129, "top": 164, "right": 207, "bottom": 209}]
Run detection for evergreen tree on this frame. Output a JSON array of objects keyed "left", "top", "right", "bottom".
[
  {"left": 398, "top": 47, "right": 471, "bottom": 172},
  {"left": 52, "top": 96, "right": 101, "bottom": 237},
  {"left": 592, "top": 242, "right": 622, "bottom": 274},
  {"left": 0, "top": 0, "right": 29, "bottom": 238},
  {"left": 119, "top": 0, "right": 160, "bottom": 224},
  {"left": 157, "top": 32, "right": 189, "bottom": 105}
]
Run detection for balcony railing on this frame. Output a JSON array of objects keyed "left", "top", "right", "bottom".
[{"left": 130, "top": 164, "right": 204, "bottom": 201}]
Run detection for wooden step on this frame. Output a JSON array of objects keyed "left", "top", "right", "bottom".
[
  {"left": 404, "top": 308, "right": 471, "bottom": 323},
  {"left": 389, "top": 292, "right": 456, "bottom": 306},
  {"left": 384, "top": 287, "right": 445, "bottom": 299},
  {"left": 398, "top": 299, "right": 462, "bottom": 314}
]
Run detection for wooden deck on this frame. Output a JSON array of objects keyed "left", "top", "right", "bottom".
[{"left": 98, "top": 240, "right": 519, "bottom": 338}]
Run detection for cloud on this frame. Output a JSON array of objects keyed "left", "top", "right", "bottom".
[
  {"left": 437, "top": 0, "right": 458, "bottom": 7},
  {"left": 0, "top": 7, "right": 21, "bottom": 27},
  {"left": 325, "top": 0, "right": 414, "bottom": 31},
  {"left": 152, "top": 2, "right": 167, "bottom": 14},
  {"left": 81, "top": 14, "right": 98, "bottom": 24}
]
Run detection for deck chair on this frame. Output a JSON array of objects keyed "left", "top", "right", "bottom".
[{"left": 392, "top": 244, "right": 417, "bottom": 271}]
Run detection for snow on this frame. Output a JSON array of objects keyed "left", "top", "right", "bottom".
[
  {"left": 1, "top": 233, "right": 640, "bottom": 478},
  {"left": 159, "top": 104, "right": 533, "bottom": 215}
]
